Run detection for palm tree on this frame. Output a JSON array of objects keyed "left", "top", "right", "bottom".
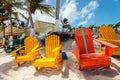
[
  {"left": 114, "top": 22, "right": 120, "bottom": 33},
  {"left": 89, "top": 24, "right": 97, "bottom": 30},
  {"left": 100, "top": 24, "right": 106, "bottom": 27},
  {"left": 2, "top": 0, "right": 26, "bottom": 43},
  {"left": 25, "top": 0, "right": 54, "bottom": 36},
  {"left": 107, "top": 24, "right": 115, "bottom": 30},
  {"left": 61, "top": 18, "right": 71, "bottom": 32},
  {"left": 0, "top": 0, "right": 9, "bottom": 46},
  {"left": 78, "top": 25, "right": 83, "bottom": 29},
  {"left": 108, "top": 24, "right": 114, "bottom": 27}
]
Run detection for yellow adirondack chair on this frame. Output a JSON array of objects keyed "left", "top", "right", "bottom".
[
  {"left": 99, "top": 26, "right": 120, "bottom": 55},
  {"left": 10, "top": 36, "right": 40, "bottom": 66},
  {"left": 32, "top": 35, "right": 62, "bottom": 71}
]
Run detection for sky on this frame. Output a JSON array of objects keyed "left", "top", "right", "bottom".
[{"left": 19, "top": 0, "right": 120, "bottom": 28}]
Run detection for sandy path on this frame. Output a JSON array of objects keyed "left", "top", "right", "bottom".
[{"left": 0, "top": 39, "right": 120, "bottom": 80}]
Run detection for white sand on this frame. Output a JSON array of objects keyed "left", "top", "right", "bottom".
[{"left": 0, "top": 39, "right": 120, "bottom": 80}]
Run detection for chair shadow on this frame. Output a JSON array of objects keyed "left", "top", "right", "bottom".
[
  {"left": 63, "top": 54, "right": 119, "bottom": 80},
  {"left": 0, "top": 58, "right": 32, "bottom": 77},
  {"left": 12, "top": 62, "right": 32, "bottom": 70},
  {"left": 33, "top": 64, "right": 62, "bottom": 77},
  {"left": 61, "top": 53, "right": 79, "bottom": 79},
  {"left": 0, "top": 75, "right": 4, "bottom": 80},
  {"left": 111, "top": 62, "right": 120, "bottom": 72},
  {"left": 61, "top": 60, "right": 70, "bottom": 78},
  {"left": 34, "top": 53, "right": 74, "bottom": 78},
  {"left": 0, "top": 60, "right": 15, "bottom": 72},
  {"left": 80, "top": 68, "right": 119, "bottom": 80}
]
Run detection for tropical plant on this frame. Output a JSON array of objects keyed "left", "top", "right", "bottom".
[
  {"left": 61, "top": 18, "right": 71, "bottom": 32},
  {"left": 101, "top": 24, "right": 106, "bottom": 27},
  {"left": 1, "top": 0, "right": 26, "bottom": 43},
  {"left": 25, "top": 0, "right": 54, "bottom": 36},
  {"left": 78, "top": 25, "right": 83, "bottom": 29},
  {"left": 89, "top": 24, "right": 97, "bottom": 30},
  {"left": 108, "top": 24, "right": 114, "bottom": 27},
  {"left": 114, "top": 22, "right": 120, "bottom": 32},
  {"left": 0, "top": 0, "right": 10, "bottom": 45},
  {"left": 19, "top": 21, "right": 26, "bottom": 28}
]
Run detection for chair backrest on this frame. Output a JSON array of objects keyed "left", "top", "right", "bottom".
[
  {"left": 24, "top": 36, "right": 38, "bottom": 54},
  {"left": 74, "top": 28, "right": 95, "bottom": 54},
  {"left": 99, "top": 26, "right": 118, "bottom": 40},
  {"left": 45, "top": 35, "right": 60, "bottom": 57}
]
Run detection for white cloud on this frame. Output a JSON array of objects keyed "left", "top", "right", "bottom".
[
  {"left": 45, "top": 0, "right": 49, "bottom": 3},
  {"left": 78, "top": 0, "right": 99, "bottom": 26},
  {"left": 78, "top": 20, "right": 87, "bottom": 26},
  {"left": 78, "top": 12, "right": 94, "bottom": 26},
  {"left": 61, "top": 0, "right": 79, "bottom": 22},
  {"left": 86, "top": 12, "right": 94, "bottom": 20},
  {"left": 60, "top": 0, "right": 99, "bottom": 27},
  {"left": 79, "top": 0, "right": 99, "bottom": 18}
]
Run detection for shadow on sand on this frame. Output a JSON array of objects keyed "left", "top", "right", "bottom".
[
  {"left": 33, "top": 52, "right": 77, "bottom": 78},
  {"left": 0, "top": 58, "right": 33, "bottom": 80}
]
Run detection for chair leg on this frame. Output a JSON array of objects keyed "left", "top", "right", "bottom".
[
  {"left": 56, "top": 64, "right": 60, "bottom": 70},
  {"left": 35, "top": 67, "right": 38, "bottom": 71},
  {"left": 106, "top": 65, "right": 110, "bottom": 69},
  {"left": 17, "top": 63, "right": 20, "bottom": 66},
  {"left": 79, "top": 66, "right": 84, "bottom": 71}
]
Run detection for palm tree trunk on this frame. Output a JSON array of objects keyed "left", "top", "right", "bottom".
[
  {"left": 9, "top": 12, "right": 13, "bottom": 44},
  {"left": 26, "top": 0, "right": 35, "bottom": 36},
  {"left": 55, "top": 0, "right": 60, "bottom": 32},
  {"left": 25, "top": 16, "right": 29, "bottom": 33},
  {"left": 10, "top": 13, "right": 13, "bottom": 36},
  {"left": 19, "top": 16, "right": 30, "bottom": 39},
  {"left": 2, "top": 21, "right": 5, "bottom": 46},
  {"left": 29, "top": 10, "right": 35, "bottom": 36}
]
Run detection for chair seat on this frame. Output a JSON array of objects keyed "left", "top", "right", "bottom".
[
  {"left": 81, "top": 53, "right": 108, "bottom": 59},
  {"left": 80, "top": 58, "right": 111, "bottom": 69},
  {"left": 34, "top": 58, "right": 55, "bottom": 63},
  {"left": 80, "top": 53, "right": 111, "bottom": 70},
  {"left": 16, "top": 55, "right": 33, "bottom": 62},
  {"left": 33, "top": 58, "right": 56, "bottom": 67}
]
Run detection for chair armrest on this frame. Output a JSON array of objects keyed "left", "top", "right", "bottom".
[
  {"left": 52, "top": 45, "right": 62, "bottom": 53},
  {"left": 52, "top": 45, "right": 62, "bottom": 63},
  {"left": 28, "top": 47, "right": 45, "bottom": 55},
  {"left": 31, "top": 45, "right": 39, "bottom": 52},
  {"left": 94, "top": 39, "right": 118, "bottom": 56},
  {"left": 10, "top": 46, "right": 24, "bottom": 57},
  {"left": 15, "top": 46, "right": 24, "bottom": 51},
  {"left": 98, "top": 38, "right": 120, "bottom": 46}
]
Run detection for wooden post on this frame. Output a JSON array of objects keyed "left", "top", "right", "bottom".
[
  {"left": 52, "top": 24, "right": 54, "bottom": 32},
  {"left": 37, "top": 22, "right": 40, "bottom": 36}
]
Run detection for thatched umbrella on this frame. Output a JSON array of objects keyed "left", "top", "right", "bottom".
[{"left": 0, "top": 25, "right": 23, "bottom": 39}]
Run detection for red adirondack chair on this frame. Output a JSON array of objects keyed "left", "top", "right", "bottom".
[{"left": 72, "top": 28, "right": 118, "bottom": 70}]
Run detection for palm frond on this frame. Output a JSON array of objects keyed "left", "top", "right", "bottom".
[{"left": 38, "top": 4, "right": 55, "bottom": 17}]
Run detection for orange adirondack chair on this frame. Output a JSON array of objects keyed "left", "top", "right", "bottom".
[
  {"left": 11, "top": 36, "right": 40, "bottom": 66},
  {"left": 72, "top": 28, "right": 118, "bottom": 70},
  {"left": 32, "top": 35, "right": 62, "bottom": 71},
  {"left": 99, "top": 26, "right": 120, "bottom": 55}
]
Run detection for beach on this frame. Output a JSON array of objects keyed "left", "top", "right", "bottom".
[{"left": 0, "top": 39, "right": 120, "bottom": 80}]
